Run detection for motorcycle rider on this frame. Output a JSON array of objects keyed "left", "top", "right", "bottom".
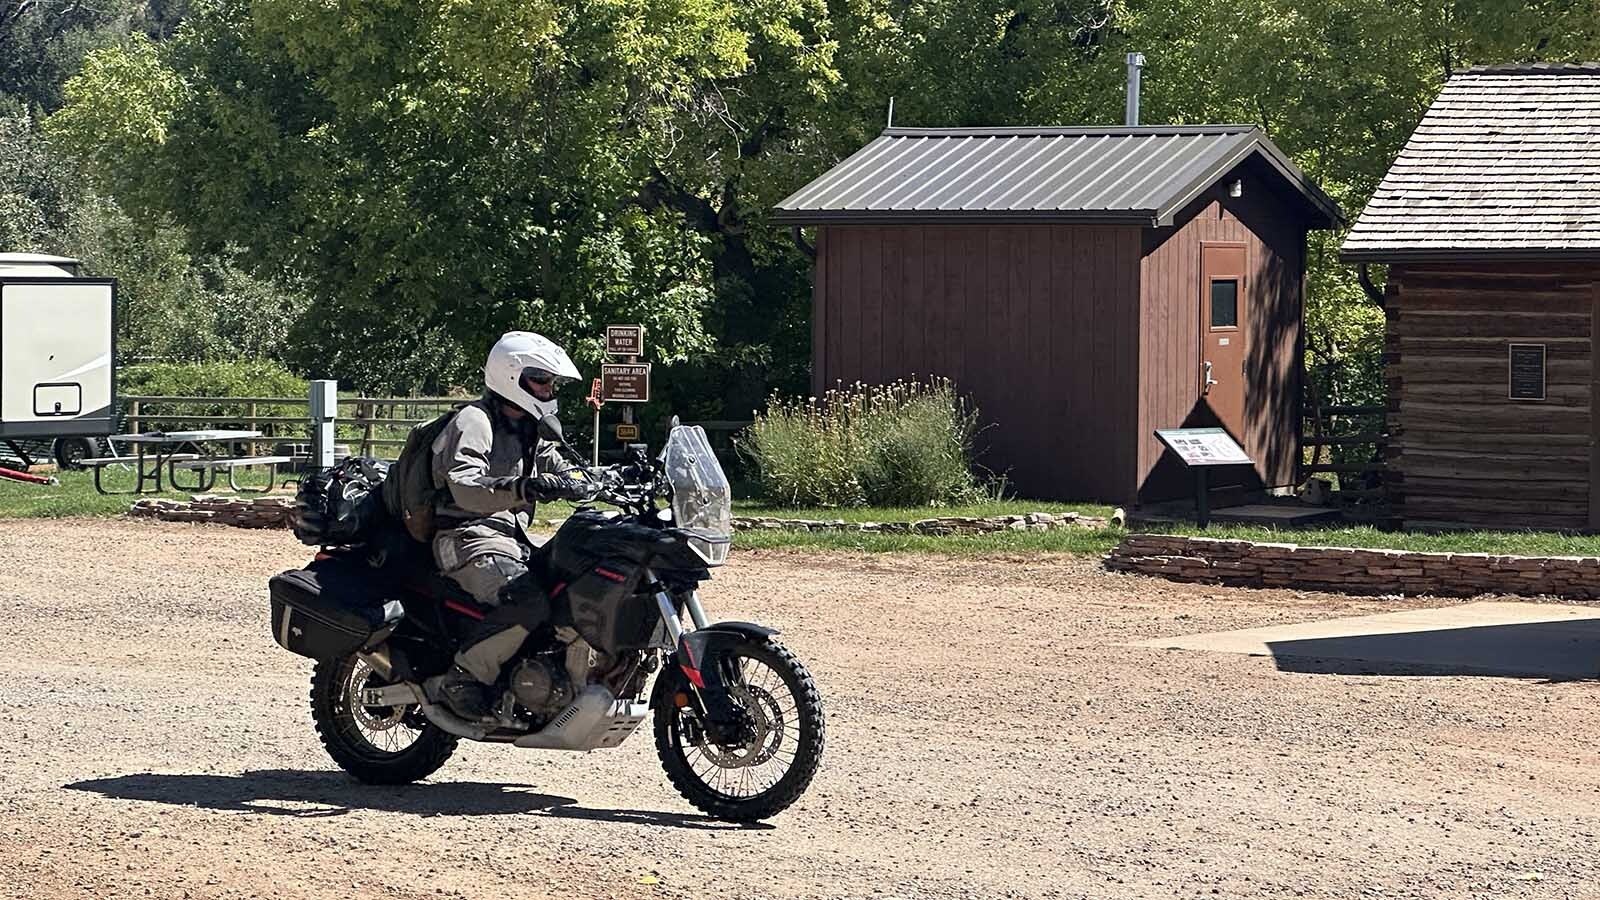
[{"left": 427, "top": 331, "right": 599, "bottom": 721}]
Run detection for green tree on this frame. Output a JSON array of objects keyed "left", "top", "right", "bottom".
[{"left": 51, "top": 0, "right": 764, "bottom": 391}]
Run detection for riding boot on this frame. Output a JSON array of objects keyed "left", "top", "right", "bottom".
[{"left": 429, "top": 664, "right": 494, "bottom": 722}]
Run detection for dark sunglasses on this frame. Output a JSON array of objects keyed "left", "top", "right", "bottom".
[{"left": 521, "top": 370, "right": 557, "bottom": 386}]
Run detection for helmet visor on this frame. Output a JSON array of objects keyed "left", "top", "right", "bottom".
[{"left": 520, "top": 367, "right": 560, "bottom": 401}]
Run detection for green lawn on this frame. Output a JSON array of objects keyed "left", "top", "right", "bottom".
[
  {"left": 0, "top": 467, "right": 276, "bottom": 518},
  {"left": 17, "top": 471, "right": 1600, "bottom": 562},
  {"left": 733, "top": 525, "right": 1126, "bottom": 556},
  {"left": 1149, "top": 523, "right": 1600, "bottom": 557}
]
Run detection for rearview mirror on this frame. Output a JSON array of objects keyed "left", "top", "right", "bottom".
[{"left": 536, "top": 415, "right": 566, "bottom": 445}]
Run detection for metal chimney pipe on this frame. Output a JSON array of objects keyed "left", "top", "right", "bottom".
[{"left": 1125, "top": 53, "right": 1146, "bottom": 126}]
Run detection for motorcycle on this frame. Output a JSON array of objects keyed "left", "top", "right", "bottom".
[{"left": 268, "top": 420, "right": 825, "bottom": 822}]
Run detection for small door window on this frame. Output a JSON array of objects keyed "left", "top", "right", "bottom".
[{"left": 1210, "top": 279, "right": 1238, "bottom": 329}]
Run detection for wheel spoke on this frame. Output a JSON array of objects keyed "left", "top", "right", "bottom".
[
  {"left": 669, "top": 649, "right": 812, "bottom": 800},
  {"left": 341, "top": 658, "right": 424, "bottom": 758}
]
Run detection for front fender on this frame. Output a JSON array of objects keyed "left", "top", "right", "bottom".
[
  {"left": 662, "top": 622, "right": 779, "bottom": 733},
  {"left": 676, "top": 621, "right": 778, "bottom": 684}
]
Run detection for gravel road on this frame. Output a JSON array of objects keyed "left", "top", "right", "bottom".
[{"left": 2, "top": 518, "right": 1599, "bottom": 899}]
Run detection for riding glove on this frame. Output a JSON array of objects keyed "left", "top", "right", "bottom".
[{"left": 519, "top": 471, "right": 599, "bottom": 503}]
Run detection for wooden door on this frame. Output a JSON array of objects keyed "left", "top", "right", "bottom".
[{"left": 1200, "top": 243, "right": 1247, "bottom": 436}]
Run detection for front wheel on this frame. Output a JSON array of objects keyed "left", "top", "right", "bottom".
[
  {"left": 653, "top": 636, "right": 825, "bottom": 822},
  {"left": 310, "top": 655, "right": 458, "bottom": 784}
]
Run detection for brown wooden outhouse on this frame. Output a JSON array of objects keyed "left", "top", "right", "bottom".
[
  {"left": 1342, "top": 64, "right": 1600, "bottom": 531},
  {"left": 774, "top": 126, "right": 1341, "bottom": 504}
]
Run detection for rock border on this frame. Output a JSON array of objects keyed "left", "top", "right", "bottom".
[
  {"left": 1106, "top": 533, "right": 1600, "bottom": 599},
  {"left": 729, "top": 512, "right": 1106, "bottom": 535},
  {"left": 130, "top": 496, "right": 295, "bottom": 528},
  {"left": 128, "top": 497, "right": 1107, "bottom": 537}
]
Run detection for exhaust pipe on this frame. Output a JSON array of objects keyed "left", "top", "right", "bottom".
[{"left": 1126, "top": 53, "right": 1146, "bottom": 127}]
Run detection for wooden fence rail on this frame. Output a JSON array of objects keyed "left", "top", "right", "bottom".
[
  {"left": 1299, "top": 403, "right": 1388, "bottom": 512},
  {"left": 119, "top": 396, "right": 753, "bottom": 462},
  {"left": 123, "top": 395, "right": 466, "bottom": 459}
]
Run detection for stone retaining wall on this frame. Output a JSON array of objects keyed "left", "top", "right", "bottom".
[
  {"left": 130, "top": 496, "right": 296, "bottom": 528},
  {"left": 730, "top": 512, "right": 1105, "bottom": 535},
  {"left": 1106, "top": 533, "right": 1600, "bottom": 599},
  {"left": 129, "top": 498, "right": 1102, "bottom": 537}
]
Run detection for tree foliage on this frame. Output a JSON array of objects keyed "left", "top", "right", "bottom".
[
  {"left": 2, "top": 1, "right": 302, "bottom": 367},
  {"left": 34, "top": 0, "right": 1600, "bottom": 407}
]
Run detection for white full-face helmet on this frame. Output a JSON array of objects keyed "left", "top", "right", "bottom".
[{"left": 484, "top": 331, "right": 582, "bottom": 419}]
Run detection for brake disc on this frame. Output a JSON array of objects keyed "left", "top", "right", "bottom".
[
  {"left": 349, "top": 667, "right": 408, "bottom": 731},
  {"left": 699, "top": 684, "right": 785, "bottom": 768}
]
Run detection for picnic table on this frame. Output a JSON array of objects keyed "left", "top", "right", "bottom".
[{"left": 86, "top": 430, "right": 288, "bottom": 495}]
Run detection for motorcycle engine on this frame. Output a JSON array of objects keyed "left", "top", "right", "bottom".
[{"left": 509, "top": 658, "right": 574, "bottom": 717}]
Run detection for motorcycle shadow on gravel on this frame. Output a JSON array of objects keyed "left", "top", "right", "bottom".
[{"left": 66, "top": 770, "right": 767, "bottom": 831}]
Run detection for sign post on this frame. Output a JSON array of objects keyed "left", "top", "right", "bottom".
[
  {"left": 1154, "top": 427, "right": 1254, "bottom": 528},
  {"left": 585, "top": 378, "right": 604, "bottom": 465},
  {"left": 600, "top": 325, "right": 648, "bottom": 454}
]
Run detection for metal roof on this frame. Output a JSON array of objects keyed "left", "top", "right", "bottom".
[
  {"left": 772, "top": 126, "right": 1341, "bottom": 228},
  {"left": 1343, "top": 67, "right": 1600, "bottom": 262},
  {"left": 0, "top": 253, "right": 79, "bottom": 265}
]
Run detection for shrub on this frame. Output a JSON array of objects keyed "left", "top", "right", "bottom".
[
  {"left": 119, "top": 360, "right": 308, "bottom": 421},
  {"left": 740, "top": 379, "right": 985, "bottom": 508}
]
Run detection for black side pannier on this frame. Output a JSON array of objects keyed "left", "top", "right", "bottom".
[
  {"left": 291, "top": 457, "right": 391, "bottom": 547},
  {"left": 269, "top": 560, "right": 403, "bottom": 660}
]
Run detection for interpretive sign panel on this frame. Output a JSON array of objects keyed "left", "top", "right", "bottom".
[{"left": 1155, "top": 427, "right": 1253, "bottom": 467}]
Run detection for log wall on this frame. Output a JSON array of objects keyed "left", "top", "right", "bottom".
[{"left": 1387, "top": 263, "right": 1600, "bottom": 530}]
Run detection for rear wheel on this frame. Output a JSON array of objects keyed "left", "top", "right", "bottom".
[
  {"left": 653, "top": 636, "right": 825, "bottom": 823},
  {"left": 310, "top": 655, "right": 458, "bottom": 784}
]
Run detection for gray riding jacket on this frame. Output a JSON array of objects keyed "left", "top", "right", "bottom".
[{"left": 428, "top": 397, "right": 568, "bottom": 529}]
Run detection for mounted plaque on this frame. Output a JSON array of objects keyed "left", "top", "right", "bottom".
[{"left": 1508, "top": 343, "right": 1546, "bottom": 402}]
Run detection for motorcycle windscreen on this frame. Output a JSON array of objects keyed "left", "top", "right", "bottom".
[{"left": 661, "top": 425, "right": 732, "bottom": 565}]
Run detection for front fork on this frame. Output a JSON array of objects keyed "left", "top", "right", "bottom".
[
  {"left": 649, "top": 572, "right": 748, "bottom": 744},
  {"left": 652, "top": 577, "right": 709, "bottom": 640}
]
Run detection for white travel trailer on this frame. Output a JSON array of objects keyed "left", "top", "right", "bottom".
[{"left": 0, "top": 254, "right": 116, "bottom": 453}]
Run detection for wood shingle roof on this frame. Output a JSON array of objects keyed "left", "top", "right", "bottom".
[{"left": 1343, "top": 66, "right": 1600, "bottom": 261}]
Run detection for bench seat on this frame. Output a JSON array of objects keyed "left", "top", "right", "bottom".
[
  {"left": 170, "top": 456, "right": 293, "bottom": 493},
  {"left": 172, "top": 455, "right": 293, "bottom": 470}
]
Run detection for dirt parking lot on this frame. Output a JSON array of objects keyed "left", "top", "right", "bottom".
[{"left": 2, "top": 518, "right": 1599, "bottom": 899}]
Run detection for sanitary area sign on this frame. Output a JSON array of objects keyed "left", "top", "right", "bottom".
[
  {"left": 600, "top": 363, "right": 651, "bottom": 403},
  {"left": 1154, "top": 427, "right": 1253, "bottom": 467}
]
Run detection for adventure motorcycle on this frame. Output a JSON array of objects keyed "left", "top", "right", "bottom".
[{"left": 267, "top": 421, "right": 825, "bottom": 822}]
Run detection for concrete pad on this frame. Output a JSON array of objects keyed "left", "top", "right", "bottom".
[
  {"left": 1131, "top": 601, "right": 1600, "bottom": 678},
  {"left": 1208, "top": 503, "right": 1341, "bottom": 526}
]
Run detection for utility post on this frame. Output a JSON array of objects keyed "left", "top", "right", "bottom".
[{"left": 309, "top": 379, "right": 338, "bottom": 469}]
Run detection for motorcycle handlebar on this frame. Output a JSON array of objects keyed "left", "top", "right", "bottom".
[{"left": 581, "top": 463, "right": 661, "bottom": 511}]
